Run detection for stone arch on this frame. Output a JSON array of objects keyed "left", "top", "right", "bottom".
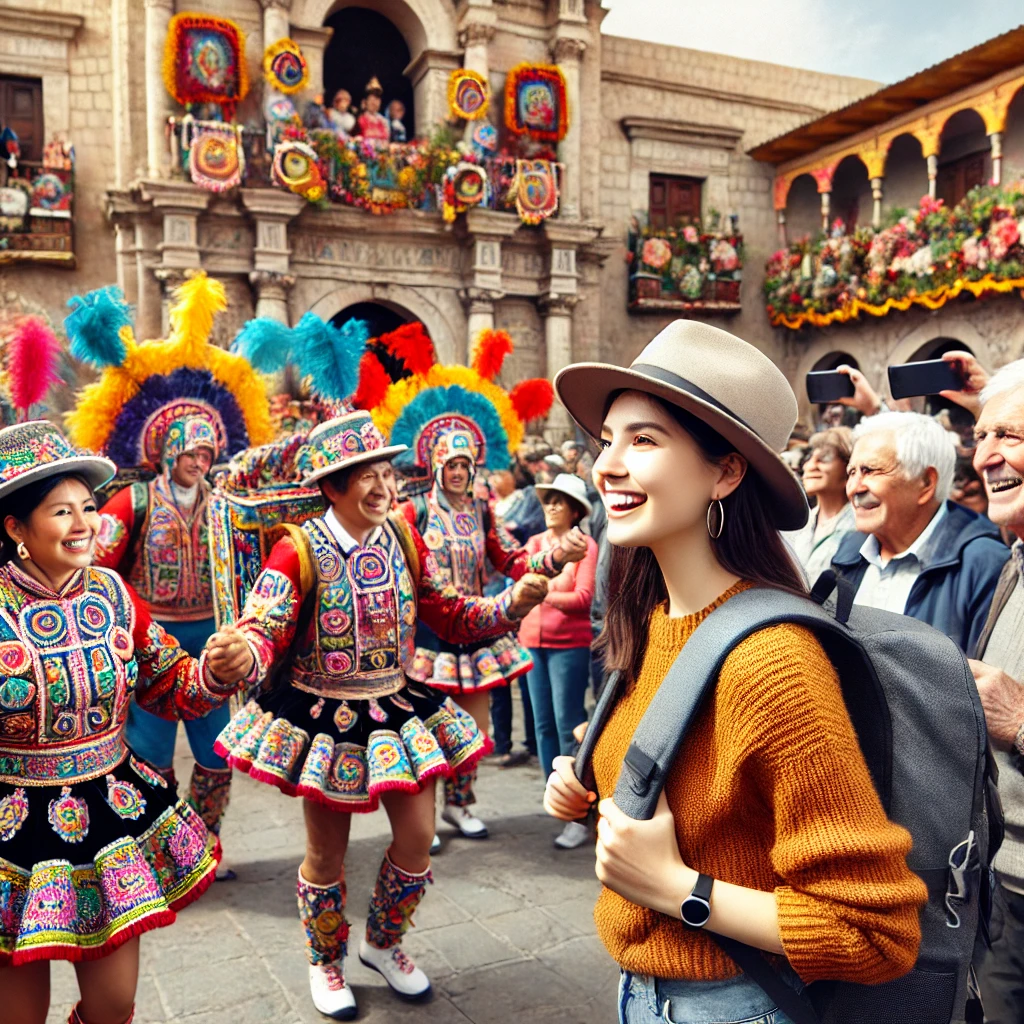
[
  {"left": 785, "top": 172, "right": 820, "bottom": 240},
  {"left": 303, "top": 282, "right": 462, "bottom": 362},
  {"left": 882, "top": 133, "right": 926, "bottom": 212},
  {"left": 886, "top": 318, "right": 992, "bottom": 370},
  {"left": 793, "top": 339, "right": 868, "bottom": 423},
  {"left": 830, "top": 154, "right": 871, "bottom": 230},
  {"left": 293, "top": 0, "right": 458, "bottom": 54}
]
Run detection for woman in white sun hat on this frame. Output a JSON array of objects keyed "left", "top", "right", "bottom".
[
  {"left": 519, "top": 473, "right": 597, "bottom": 850},
  {"left": 542, "top": 320, "right": 926, "bottom": 1023}
]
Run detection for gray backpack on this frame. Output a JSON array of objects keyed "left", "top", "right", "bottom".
[{"left": 575, "top": 576, "right": 1002, "bottom": 1024}]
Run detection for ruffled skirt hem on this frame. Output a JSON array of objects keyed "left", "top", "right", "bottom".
[{"left": 406, "top": 632, "right": 533, "bottom": 694}]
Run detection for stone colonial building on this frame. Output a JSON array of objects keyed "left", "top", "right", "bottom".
[{"left": 4, "top": 1, "right": 1019, "bottom": 436}]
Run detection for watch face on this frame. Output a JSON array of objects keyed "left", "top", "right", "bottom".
[{"left": 681, "top": 896, "right": 711, "bottom": 928}]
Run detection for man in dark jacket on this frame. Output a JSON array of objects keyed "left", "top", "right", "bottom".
[{"left": 832, "top": 410, "right": 1007, "bottom": 653}]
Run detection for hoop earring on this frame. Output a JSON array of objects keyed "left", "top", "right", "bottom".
[
  {"left": 15, "top": 542, "right": 30, "bottom": 562},
  {"left": 707, "top": 499, "right": 724, "bottom": 541}
]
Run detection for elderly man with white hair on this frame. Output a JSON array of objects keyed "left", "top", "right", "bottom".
[
  {"left": 831, "top": 409, "right": 1007, "bottom": 652},
  {"left": 966, "top": 357, "right": 1024, "bottom": 1022}
]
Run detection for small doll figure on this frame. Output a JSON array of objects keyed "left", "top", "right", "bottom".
[
  {"left": 328, "top": 88, "right": 356, "bottom": 136},
  {"left": 357, "top": 77, "right": 390, "bottom": 144},
  {"left": 387, "top": 99, "right": 407, "bottom": 143}
]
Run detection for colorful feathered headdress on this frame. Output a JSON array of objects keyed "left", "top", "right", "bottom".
[
  {"left": 65, "top": 272, "right": 273, "bottom": 471},
  {"left": 355, "top": 324, "right": 554, "bottom": 493}
]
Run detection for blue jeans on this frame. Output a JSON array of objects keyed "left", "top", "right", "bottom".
[
  {"left": 618, "top": 970, "right": 798, "bottom": 1024},
  {"left": 525, "top": 645, "right": 590, "bottom": 776},
  {"left": 124, "top": 617, "right": 229, "bottom": 771},
  {"left": 490, "top": 676, "right": 536, "bottom": 756}
]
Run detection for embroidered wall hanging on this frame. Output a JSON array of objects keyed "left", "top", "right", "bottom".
[
  {"left": 185, "top": 121, "right": 245, "bottom": 192},
  {"left": 263, "top": 38, "right": 309, "bottom": 96},
  {"left": 509, "top": 159, "right": 560, "bottom": 224},
  {"left": 448, "top": 69, "right": 489, "bottom": 121},
  {"left": 469, "top": 121, "right": 497, "bottom": 159},
  {"left": 504, "top": 63, "right": 568, "bottom": 143},
  {"left": 163, "top": 13, "right": 249, "bottom": 117},
  {"left": 272, "top": 140, "right": 326, "bottom": 203}
]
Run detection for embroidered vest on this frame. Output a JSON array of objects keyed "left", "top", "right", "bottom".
[
  {"left": 418, "top": 491, "right": 486, "bottom": 597},
  {"left": 129, "top": 477, "right": 213, "bottom": 621},
  {"left": 0, "top": 565, "right": 138, "bottom": 785},
  {"left": 289, "top": 519, "right": 417, "bottom": 700}
]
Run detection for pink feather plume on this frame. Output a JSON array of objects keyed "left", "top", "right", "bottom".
[{"left": 7, "top": 316, "right": 63, "bottom": 417}]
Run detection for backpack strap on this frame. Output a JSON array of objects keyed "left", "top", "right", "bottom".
[
  {"left": 388, "top": 511, "right": 421, "bottom": 591},
  {"left": 268, "top": 522, "right": 317, "bottom": 601}
]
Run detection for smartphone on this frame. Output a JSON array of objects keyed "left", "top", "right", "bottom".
[
  {"left": 806, "top": 370, "right": 855, "bottom": 404},
  {"left": 887, "top": 359, "right": 963, "bottom": 400}
]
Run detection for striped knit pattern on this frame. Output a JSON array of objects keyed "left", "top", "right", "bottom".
[{"left": 592, "top": 582, "right": 926, "bottom": 984}]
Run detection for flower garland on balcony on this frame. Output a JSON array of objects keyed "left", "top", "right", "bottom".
[
  {"left": 764, "top": 182, "right": 1024, "bottom": 330},
  {"left": 629, "top": 221, "right": 744, "bottom": 306}
]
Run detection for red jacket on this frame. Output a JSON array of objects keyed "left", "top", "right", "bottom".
[{"left": 518, "top": 530, "right": 597, "bottom": 649}]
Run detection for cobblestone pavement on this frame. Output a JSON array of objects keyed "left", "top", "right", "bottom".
[{"left": 44, "top": 732, "right": 614, "bottom": 1023}]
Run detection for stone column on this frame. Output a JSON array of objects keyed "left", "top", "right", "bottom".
[
  {"left": 927, "top": 155, "right": 938, "bottom": 199},
  {"left": 292, "top": 26, "right": 334, "bottom": 106},
  {"left": 461, "top": 207, "right": 519, "bottom": 348},
  {"left": 458, "top": 20, "right": 494, "bottom": 78},
  {"left": 460, "top": 288, "right": 502, "bottom": 339},
  {"left": 249, "top": 270, "right": 295, "bottom": 323},
  {"left": 144, "top": 0, "right": 175, "bottom": 179},
  {"left": 871, "top": 177, "right": 883, "bottom": 228},
  {"left": 260, "top": 0, "right": 291, "bottom": 48},
  {"left": 990, "top": 132, "right": 1003, "bottom": 187},
  {"left": 154, "top": 268, "right": 188, "bottom": 336},
  {"left": 820, "top": 190, "right": 830, "bottom": 232},
  {"left": 776, "top": 209, "right": 787, "bottom": 247},
  {"left": 551, "top": 36, "right": 587, "bottom": 220},
  {"left": 405, "top": 49, "right": 462, "bottom": 136},
  {"left": 540, "top": 297, "right": 578, "bottom": 442}
]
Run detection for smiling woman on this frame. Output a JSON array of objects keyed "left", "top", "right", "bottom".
[{"left": 543, "top": 320, "right": 927, "bottom": 1024}]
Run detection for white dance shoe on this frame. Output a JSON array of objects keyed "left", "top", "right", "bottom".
[
  {"left": 358, "top": 938, "right": 432, "bottom": 1000},
  {"left": 441, "top": 804, "right": 488, "bottom": 838},
  {"left": 308, "top": 960, "right": 357, "bottom": 1020}
]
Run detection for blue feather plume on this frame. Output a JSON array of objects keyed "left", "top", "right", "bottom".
[
  {"left": 291, "top": 314, "right": 369, "bottom": 401},
  {"left": 64, "top": 286, "right": 133, "bottom": 368},
  {"left": 391, "top": 385, "right": 509, "bottom": 469},
  {"left": 232, "top": 317, "right": 295, "bottom": 373}
]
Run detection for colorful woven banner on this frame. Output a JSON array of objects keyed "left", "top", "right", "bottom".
[
  {"left": 771, "top": 274, "right": 1024, "bottom": 330},
  {"left": 448, "top": 69, "right": 490, "bottom": 120},
  {"left": 509, "top": 159, "right": 560, "bottom": 225},
  {"left": 186, "top": 122, "right": 244, "bottom": 192},
  {"left": 504, "top": 63, "right": 568, "bottom": 143},
  {"left": 163, "top": 13, "right": 248, "bottom": 114},
  {"left": 263, "top": 38, "right": 309, "bottom": 95},
  {"left": 273, "top": 140, "right": 326, "bottom": 202}
]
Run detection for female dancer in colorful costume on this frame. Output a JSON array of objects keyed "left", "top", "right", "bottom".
[
  {"left": 64, "top": 273, "right": 274, "bottom": 878},
  {"left": 0, "top": 422, "right": 252, "bottom": 1024},
  {"left": 399, "top": 426, "right": 586, "bottom": 839},
  {"left": 213, "top": 411, "right": 549, "bottom": 1019}
]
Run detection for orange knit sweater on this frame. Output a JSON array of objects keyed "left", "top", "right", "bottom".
[{"left": 592, "top": 583, "right": 926, "bottom": 985}]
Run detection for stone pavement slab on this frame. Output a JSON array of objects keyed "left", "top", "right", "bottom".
[{"left": 43, "top": 741, "right": 615, "bottom": 1023}]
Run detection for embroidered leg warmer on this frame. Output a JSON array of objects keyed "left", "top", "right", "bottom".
[
  {"left": 188, "top": 763, "right": 232, "bottom": 835},
  {"left": 365, "top": 854, "right": 432, "bottom": 950},
  {"left": 444, "top": 766, "right": 476, "bottom": 808},
  {"left": 68, "top": 1004, "right": 135, "bottom": 1024},
  {"left": 297, "top": 869, "right": 349, "bottom": 966}
]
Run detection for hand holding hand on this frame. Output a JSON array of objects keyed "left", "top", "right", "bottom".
[
  {"left": 836, "top": 365, "right": 882, "bottom": 416},
  {"left": 596, "top": 791, "right": 693, "bottom": 916},
  {"left": 969, "top": 658, "right": 1024, "bottom": 750},
  {"left": 553, "top": 527, "right": 588, "bottom": 567},
  {"left": 544, "top": 754, "right": 595, "bottom": 821},
  {"left": 941, "top": 351, "right": 990, "bottom": 418},
  {"left": 509, "top": 572, "right": 549, "bottom": 618},
  {"left": 206, "top": 625, "right": 255, "bottom": 683}
]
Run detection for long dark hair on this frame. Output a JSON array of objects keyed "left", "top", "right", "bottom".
[
  {"left": 597, "top": 396, "right": 806, "bottom": 686},
  {"left": 0, "top": 472, "right": 94, "bottom": 564}
]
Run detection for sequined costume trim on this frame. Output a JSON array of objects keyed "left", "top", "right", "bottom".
[{"left": 297, "top": 869, "right": 349, "bottom": 966}]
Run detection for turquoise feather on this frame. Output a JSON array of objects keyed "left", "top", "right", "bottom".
[
  {"left": 232, "top": 317, "right": 295, "bottom": 373},
  {"left": 292, "top": 314, "right": 369, "bottom": 401},
  {"left": 64, "top": 287, "right": 132, "bottom": 368}
]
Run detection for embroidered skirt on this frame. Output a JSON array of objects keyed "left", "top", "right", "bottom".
[
  {"left": 214, "top": 681, "right": 492, "bottom": 813},
  {"left": 0, "top": 753, "right": 220, "bottom": 965},
  {"left": 406, "top": 630, "right": 533, "bottom": 694}
]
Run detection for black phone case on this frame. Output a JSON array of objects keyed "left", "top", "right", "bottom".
[
  {"left": 887, "top": 360, "right": 962, "bottom": 400},
  {"left": 806, "top": 371, "right": 855, "bottom": 404}
]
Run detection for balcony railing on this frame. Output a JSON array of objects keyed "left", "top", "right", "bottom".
[{"left": 0, "top": 158, "right": 75, "bottom": 266}]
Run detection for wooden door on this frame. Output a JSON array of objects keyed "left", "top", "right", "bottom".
[
  {"left": 649, "top": 174, "right": 702, "bottom": 230},
  {"left": 0, "top": 76, "right": 43, "bottom": 163},
  {"left": 936, "top": 152, "right": 986, "bottom": 208}
]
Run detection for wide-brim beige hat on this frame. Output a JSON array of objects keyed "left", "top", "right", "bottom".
[
  {"left": 535, "top": 472, "right": 593, "bottom": 517},
  {"left": 0, "top": 421, "right": 115, "bottom": 504},
  {"left": 554, "top": 320, "right": 808, "bottom": 530},
  {"left": 300, "top": 411, "right": 407, "bottom": 488}
]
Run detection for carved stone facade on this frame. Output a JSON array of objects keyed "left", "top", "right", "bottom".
[{"left": 3, "top": 0, "right": 951, "bottom": 440}]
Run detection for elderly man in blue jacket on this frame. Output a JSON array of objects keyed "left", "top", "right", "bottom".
[{"left": 831, "top": 409, "right": 1007, "bottom": 653}]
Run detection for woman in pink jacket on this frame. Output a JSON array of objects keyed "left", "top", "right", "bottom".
[{"left": 521, "top": 473, "right": 598, "bottom": 849}]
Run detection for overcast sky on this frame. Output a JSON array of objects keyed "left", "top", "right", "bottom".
[{"left": 600, "top": 1, "right": 1022, "bottom": 85}]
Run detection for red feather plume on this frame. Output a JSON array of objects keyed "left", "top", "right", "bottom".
[
  {"left": 509, "top": 378, "right": 554, "bottom": 424},
  {"left": 352, "top": 350, "right": 391, "bottom": 410},
  {"left": 380, "top": 322, "right": 435, "bottom": 377},
  {"left": 7, "top": 316, "right": 63, "bottom": 418},
  {"left": 471, "top": 329, "right": 513, "bottom": 381}
]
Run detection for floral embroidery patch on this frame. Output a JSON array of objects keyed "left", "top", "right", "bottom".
[
  {"left": 106, "top": 777, "right": 147, "bottom": 820},
  {"left": 310, "top": 697, "right": 325, "bottom": 720},
  {"left": 333, "top": 702, "right": 357, "bottom": 732},
  {"left": 130, "top": 755, "right": 169, "bottom": 789},
  {"left": 368, "top": 698, "right": 388, "bottom": 723},
  {"left": 48, "top": 786, "right": 90, "bottom": 843},
  {"left": 0, "top": 787, "right": 29, "bottom": 841}
]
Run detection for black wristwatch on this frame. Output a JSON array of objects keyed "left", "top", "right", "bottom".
[{"left": 680, "top": 872, "right": 714, "bottom": 929}]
